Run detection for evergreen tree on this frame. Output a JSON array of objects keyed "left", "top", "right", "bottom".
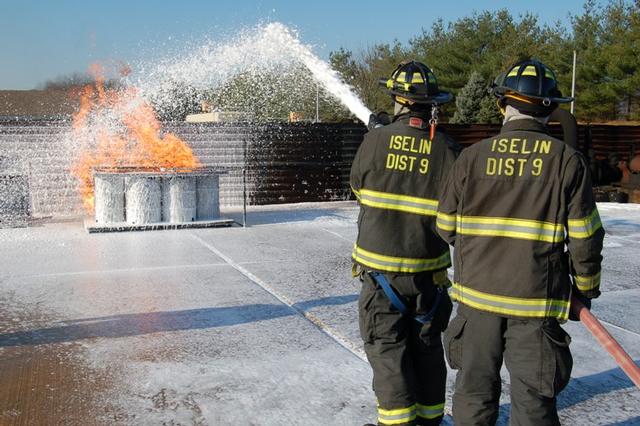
[
  {"left": 451, "top": 72, "right": 496, "bottom": 124},
  {"left": 477, "top": 95, "right": 503, "bottom": 124}
]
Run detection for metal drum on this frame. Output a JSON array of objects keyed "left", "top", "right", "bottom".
[
  {"left": 94, "top": 174, "right": 125, "bottom": 224},
  {"left": 125, "top": 176, "right": 162, "bottom": 224},
  {"left": 162, "top": 175, "right": 197, "bottom": 223}
]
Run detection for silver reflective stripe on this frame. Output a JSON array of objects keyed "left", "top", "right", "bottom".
[
  {"left": 458, "top": 221, "right": 563, "bottom": 241},
  {"left": 568, "top": 209, "right": 602, "bottom": 239},
  {"left": 575, "top": 271, "right": 601, "bottom": 291},
  {"left": 378, "top": 406, "right": 417, "bottom": 424},
  {"left": 360, "top": 193, "right": 437, "bottom": 215},
  {"left": 436, "top": 216, "right": 456, "bottom": 228},
  {"left": 352, "top": 245, "right": 451, "bottom": 273},
  {"left": 451, "top": 283, "right": 570, "bottom": 320},
  {"left": 453, "top": 289, "right": 563, "bottom": 313},
  {"left": 380, "top": 411, "right": 416, "bottom": 421},
  {"left": 417, "top": 403, "right": 444, "bottom": 419}
]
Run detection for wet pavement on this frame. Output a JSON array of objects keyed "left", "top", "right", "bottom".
[{"left": 0, "top": 201, "right": 638, "bottom": 425}]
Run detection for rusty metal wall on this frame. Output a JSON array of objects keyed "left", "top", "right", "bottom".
[
  {"left": 587, "top": 125, "right": 640, "bottom": 161},
  {"left": 1, "top": 119, "right": 638, "bottom": 217}
]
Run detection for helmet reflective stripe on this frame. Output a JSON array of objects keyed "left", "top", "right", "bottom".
[
  {"left": 380, "top": 60, "right": 453, "bottom": 105},
  {"left": 411, "top": 73, "right": 424, "bottom": 83},
  {"left": 507, "top": 67, "right": 520, "bottom": 77},
  {"left": 545, "top": 68, "right": 556, "bottom": 79}
]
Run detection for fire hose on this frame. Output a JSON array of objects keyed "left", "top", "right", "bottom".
[
  {"left": 558, "top": 109, "right": 640, "bottom": 388},
  {"left": 570, "top": 295, "right": 640, "bottom": 389}
]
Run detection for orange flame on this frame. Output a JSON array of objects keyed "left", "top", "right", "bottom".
[{"left": 71, "top": 64, "right": 201, "bottom": 212}]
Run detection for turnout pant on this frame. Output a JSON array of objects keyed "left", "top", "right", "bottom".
[
  {"left": 444, "top": 305, "right": 573, "bottom": 426},
  {"left": 359, "top": 271, "right": 452, "bottom": 426}
]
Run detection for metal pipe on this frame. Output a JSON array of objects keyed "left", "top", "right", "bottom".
[
  {"left": 316, "top": 85, "right": 320, "bottom": 123},
  {"left": 243, "top": 138, "right": 247, "bottom": 228},
  {"left": 571, "top": 50, "right": 577, "bottom": 114},
  {"left": 571, "top": 295, "right": 640, "bottom": 389}
]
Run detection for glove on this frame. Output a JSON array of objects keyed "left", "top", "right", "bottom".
[
  {"left": 569, "top": 291, "right": 592, "bottom": 321},
  {"left": 367, "top": 112, "right": 390, "bottom": 130}
]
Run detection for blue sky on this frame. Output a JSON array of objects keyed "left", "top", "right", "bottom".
[{"left": 1, "top": 0, "right": 594, "bottom": 89}]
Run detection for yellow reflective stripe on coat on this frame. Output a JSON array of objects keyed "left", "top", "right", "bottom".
[
  {"left": 568, "top": 208, "right": 602, "bottom": 239},
  {"left": 359, "top": 188, "right": 438, "bottom": 216},
  {"left": 436, "top": 211, "right": 456, "bottom": 231},
  {"left": 352, "top": 245, "right": 451, "bottom": 273},
  {"left": 456, "top": 215, "right": 565, "bottom": 243},
  {"left": 451, "top": 282, "right": 570, "bottom": 320},
  {"left": 378, "top": 404, "right": 417, "bottom": 425},
  {"left": 350, "top": 185, "right": 361, "bottom": 201},
  {"left": 575, "top": 271, "right": 601, "bottom": 292},
  {"left": 417, "top": 402, "right": 445, "bottom": 419}
]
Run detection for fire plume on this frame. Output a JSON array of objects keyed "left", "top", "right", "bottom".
[{"left": 71, "top": 64, "right": 201, "bottom": 212}]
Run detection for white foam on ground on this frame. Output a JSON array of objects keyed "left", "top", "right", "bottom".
[{"left": 0, "top": 201, "right": 638, "bottom": 425}]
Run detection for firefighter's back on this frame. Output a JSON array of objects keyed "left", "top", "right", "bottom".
[
  {"left": 351, "top": 113, "right": 458, "bottom": 273},
  {"left": 448, "top": 119, "right": 583, "bottom": 320}
]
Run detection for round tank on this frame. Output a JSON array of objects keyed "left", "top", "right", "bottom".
[
  {"left": 162, "top": 176, "right": 197, "bottom": 223},
  {"left": 196, "top": 175, "right": 220, "bottom": 220},
  {"left": 94, "top": 174, "right": 125, "bottom": 224},
  {"left": 125, "top": 176, "right": 162, "bottom": 224}
]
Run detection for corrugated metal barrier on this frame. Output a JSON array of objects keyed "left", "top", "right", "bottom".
[{"left": 0, "top": 119, "right": 638, "bottom": 217}]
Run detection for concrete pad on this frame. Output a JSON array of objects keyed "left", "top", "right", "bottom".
[
  {"left": 1, "top": 201, "right": 639, "bottom": 425},
  {"left": 1, "top": 261, "right": 374, "bottom": 424},
  {"left": 0, "top": 223, "right": 226, "bottom": 278}
]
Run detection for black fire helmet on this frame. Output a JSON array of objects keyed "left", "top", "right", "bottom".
[
  {"left": 492, "top": 59, "right": 572, "bottom": 117},
  {"left": 379, "top": 61, "right": 453, "bottom": 106}
]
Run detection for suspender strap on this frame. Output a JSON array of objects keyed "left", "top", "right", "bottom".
[
  {"left": 368, "top": 271, "right": 443, "bottom": 325},
  {"left": 369, "top": 271, "right": 409, "bottom": 314}
]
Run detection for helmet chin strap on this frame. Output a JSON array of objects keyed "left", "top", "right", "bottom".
[
  {"left": 497, "top": 99, "right": 506, "bottom": 116},
  {"left": 504, "top": 93, "right": 536, "bottom": 104}
]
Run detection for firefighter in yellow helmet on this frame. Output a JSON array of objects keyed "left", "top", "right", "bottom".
[
  {"left": 437, "top": 59, "right": 604, "bottom": 425},
  {"left": 351, "top": 61, "right": 460, "bottom": 426}
]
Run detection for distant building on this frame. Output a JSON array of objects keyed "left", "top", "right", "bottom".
[{"left": 185, "top": 111, "right": 254, "bottom": 123}]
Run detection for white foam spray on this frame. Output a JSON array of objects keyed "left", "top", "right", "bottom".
[{"left": 136, "top": 22, "right": 372, "bottom": 123}]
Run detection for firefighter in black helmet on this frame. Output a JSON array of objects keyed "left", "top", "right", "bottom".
[
  {"left": 351, "top": 60, "right": 460, "bottom": 426},
  {"left": 437, "top": 59, "right": 604, "bottom": 425}
]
